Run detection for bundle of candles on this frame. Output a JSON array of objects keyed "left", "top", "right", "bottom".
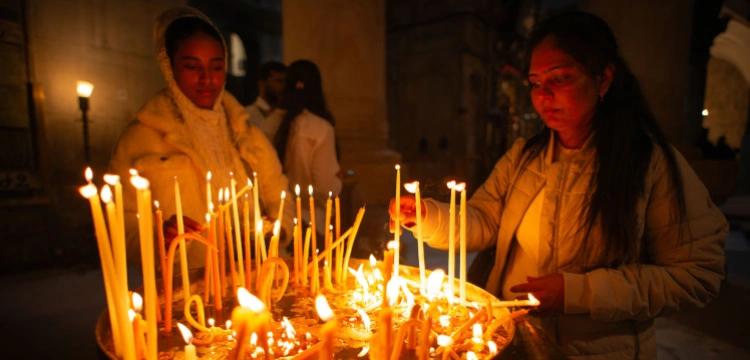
[{"left": 82, "top": 165, "right": 539, "bottom": 360}]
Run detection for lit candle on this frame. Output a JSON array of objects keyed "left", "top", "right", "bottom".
[
  {"left": 176, "top": 323, "right": 196, "bottom": 360},
  {"left": 491, "top": 293, "right": 540, "bottom": 308},
  {"left": 230, "top": 174, "right": 246, "bottom": 289},
  {"left": 447, "top": 180, "right": 456, "bottom": 301},
  {"left": 316, "top": 294, "right": 338, "bottom": 359},
  {"left": 455, "top": 182, "right": 467, "bottom": 305},
  {"left": 80, "top": 171, "right": 133, "bottom": 360},
  {"left": 231, "top": 288, "right": 270, "bottom": 359},
  {"left": 131, "top": 174, "right": 158, "bottom": 360},
  {"left": 394, "top": 165, "right": 401, "bottom": 279},
  {"left": 404, "top": 181, "right": 425, "bottom": 294},
  {"left": 130, "top": 294, "right": 146, "bottom": 360},
  {"left": 103, "top": 175, "right": 128, "bottom": 307},
  {"left": 173, "top": 177, "right": 191, "bottom": 301},
  {"left": 277, "top": 190, "right": 286, "bottom": 228},
  {"left": 309, "top": 186, "right": 318, "bottom": 294},
  {"left": 270, "top": 221, "right": 281, "bottom": 258},
  {"left": 324, "top": 192, "right": 333, "bottom": 268}
]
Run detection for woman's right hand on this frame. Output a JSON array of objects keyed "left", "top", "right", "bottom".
[
  {"left": 163, "top": 215, "right": 204, "bottom": 247},
  {"left": 388, "top": 195, "right": 426, "bottom": 235}
]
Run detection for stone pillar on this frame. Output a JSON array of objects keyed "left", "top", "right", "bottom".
[{"left": 283, "top": 0, "right": 399, "bottom": 252}]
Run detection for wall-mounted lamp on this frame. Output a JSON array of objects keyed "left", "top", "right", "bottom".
[{"left": 77, "top": 80, "right": 94, "bottom": 163}]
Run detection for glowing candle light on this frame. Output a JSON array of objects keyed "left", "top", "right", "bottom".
[
  {"left": 176, "top": 323, "right": 196, "bottom": 360},
  {"left": 103, "top": 175, "right": 127, "bottom": 302},
  {"left": 491, "top": 293, "right": 541, "bottom": 307},
  {"left": 316, "top": 294, "right": 338, "bottom": 359},
  {"left": 131, "top": 294, "right": 146, "bottom": 360}
]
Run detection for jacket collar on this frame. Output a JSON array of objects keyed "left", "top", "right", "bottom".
[{"left": 544, "top": 130, "right": 597, "bottom": 166}]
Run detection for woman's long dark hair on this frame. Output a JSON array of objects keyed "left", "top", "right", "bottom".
[
  {"left": 522, "top": 12, "right": 687, "bottom": 267},
  {"left": 273, "top": 60, "right": 336, "bottom": 162}
]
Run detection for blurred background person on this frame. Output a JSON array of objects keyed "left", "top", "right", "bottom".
[{"left": 247, "top": 61, "right": 287, "bottom": 140}]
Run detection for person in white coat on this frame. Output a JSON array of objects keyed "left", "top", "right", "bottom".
[
  {"left": 109, "top": 7, "right": 294, "bottom": 269},
  {"left": 271, "top": 60, "right": 342, "bottom": 236}
]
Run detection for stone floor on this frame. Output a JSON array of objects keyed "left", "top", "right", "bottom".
[{"left": 1, "top": 230, "right": 748, "bottom": 359}]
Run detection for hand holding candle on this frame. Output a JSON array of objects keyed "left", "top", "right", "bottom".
[{"left": 509, "top": 274, "right": 563, "bottom": 315}]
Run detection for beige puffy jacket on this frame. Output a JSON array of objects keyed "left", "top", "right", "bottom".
[
  {"left": 417, "top": 134, "right": 728, "bottom": 359},
  {"left": 109, "top": 7, "right": 294, "bottom": 269}
]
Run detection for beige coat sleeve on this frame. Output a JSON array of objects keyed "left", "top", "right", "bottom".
[
  {"left": 573, "top": 148, "right": 728, "bottom": 322},
  {"left": 419, "top": 139, "right": 526, "bottom": 252}
]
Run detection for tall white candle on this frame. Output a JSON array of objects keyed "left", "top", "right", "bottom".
[
  {"left": 174, "top": 177, "right": 191, "bottom": 301},
  {"left": 102, "top": 175, "right": 129, "bottom": 331},
  {"left": 230, "top": 174, "right": 246, "bottom": 288},
  {"left": 447, "top": 180, "right": 456, "bottom": 301},
  {"left": 455, "top": 182, "right": 467, "bottom": 305},
  {"left": 131, "top": 175, "right": 158, "bottom": 360},
  {"left": 277, "top": 190, "right": 286, "bottom": 227}
]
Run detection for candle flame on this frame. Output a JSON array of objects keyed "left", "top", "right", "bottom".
[
  {"left": 177, "top": 322, "right": 193, "bottom": 345},
  {"left": 446, "top": 180, "right": 456, "bottom": 189},
  {"left": 282, "top": 317, "right": 296, "bottom": 339},
  {"left": 129, "top": 169, "right": 138, "bottom": 176},
  {"left": 205, "top": 213, "right": 210, "bottom": 222},
  {"left": 294, "top": 218, "right": 298, "bottom": 225},
  {"left": 229, "top": 171, "right": 233, "bottom": 178},
  {"left": 395, "top": 164, "right": 400, "bottom": 170},
  {"left": 467, "top": 351, "right": 478, "bottom": 360},
  {"left": 154, "top": 200, "right": 160, "bottom": 210},
  {"left": 218, "top": 188, "right": 224, "bottom": 203},
  {"left": 208, "top": 318, "right": 215, "bottom": 327},
  {"left": 79, "top": 184, "right": 97, "bottom": 199},
  {"left": 702, "top": 109, "right": 709, "bottom": 116},
  {"left": 257, "top": 220, "right": 263, "bottom": 232},
  {"left": 103, "top": 174, "right": 119, "bottom": 185},
  {"left": 253, "top": 172, "right": 257, "bottom": 178},
  {"left": 369, "top": 254, "right": 376, "bottom": 269},
  {"left": 226, "top": 320, "right": 232, "bottom": 329},
  {"left": 357, "top": 345, "right": 370, "bottom": 357},
  {"left": 357, "top": 309, "right": 371, "bottom": 333},
  {"left": 206, "top": 171, "right": 212, "bottom": 181},
  {"left": 403, "top": 181, "right": 419, "bottom": 194},
  {"left": 100, "top": 185, "right": 113, "bottom": 203},
  {"left": 472, "top": 323, "right": 482, "bottom": 339},
  {"left": 315, "top": 294, "right": 335, "bottom": 322},
  {"left": 488, "top": 340, "right": 498, "bottom": 356},
  {"left": 387, "top": 240, "right": 399, "bottom": 250},
  {"left": 85, "top": 167, "right": 93, "bottom": 182},
  {"left": 328, "top": 191, "right": 332, "bottom": 198},
  {"left": 130, "top": 175, "right": 150, "bottom": 190},
  {"left": 308, "top": 185, "right": 313, "bottom": 196},
  {"left": 248, "top": 178, "right": 252, "bottom": 187},
  {"left": 209, "top": 202, "right": 214, "bottom": 212},
  {"left": 237, "top": 287, "right": 266, "bottom": 312},
  {"left": 273, "top": 221, "right": 280, "bottom": 236},
  {"left": 426, "top": 269, "right": 446, "bottom": 296},
  {"left": 437, "top": 335, "right": 451, "bottom": 346},
  {"left": 132, "top": 292, "right": 143, "bottom": 313},
  {"left": 528, "top": 293, "right": 540, "bottom": 306},
  {"left": 453, "top": 182, "right": 466, "bottom": 192},
  {"left": 128, "top": 309, "right": 136, "bottom": 322},
  {"left": 281, "top": 190, "right": 286, "bottom": 199}
]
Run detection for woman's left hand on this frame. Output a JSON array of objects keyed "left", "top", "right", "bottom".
[{"left": 509, "top": 274, "right": 565, "bottom": 316}]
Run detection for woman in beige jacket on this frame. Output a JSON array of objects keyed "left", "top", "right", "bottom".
[
  {"left": 390, "top": 12, "right": 728, "bottom": 359},
  {"left": 109, "top": 7, "right": 294, "bottom": 269}
]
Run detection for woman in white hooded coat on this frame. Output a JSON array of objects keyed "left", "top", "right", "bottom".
[{"left": 109, "top": 7, "right": 294, "bottom": 269}]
